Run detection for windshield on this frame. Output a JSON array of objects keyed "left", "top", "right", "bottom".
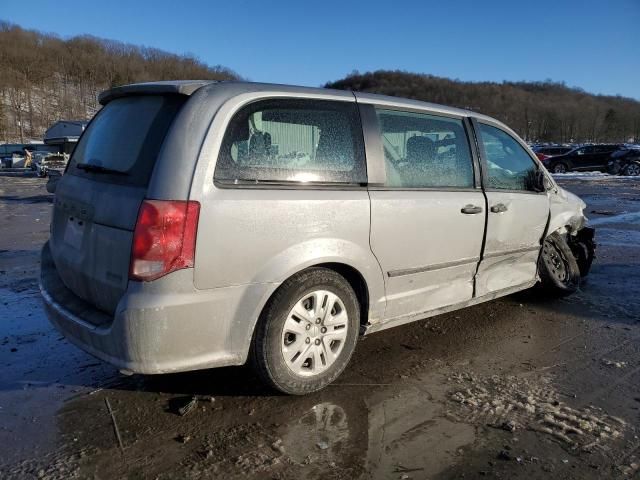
[{"left": 70, "top": 95, "right": 185, "bottom": 185}]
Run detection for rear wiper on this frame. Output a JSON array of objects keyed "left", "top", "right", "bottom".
[{"left": 76, "top": 163, "right": 128, "bottom": 175}]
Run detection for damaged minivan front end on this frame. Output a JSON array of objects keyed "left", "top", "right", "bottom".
[{"left": 547, "top": 181, "right": 596, "bottom": 277}]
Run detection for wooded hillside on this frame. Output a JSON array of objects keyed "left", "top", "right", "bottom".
[
  {"left": 2, "top": 21, "right": 638, "bottom": 146},
  {"left": 0, "top": 22, "right": 239, "bottom": 143},
  {"left": 326, "top": 70, "right": 640, "bottom": 143}
]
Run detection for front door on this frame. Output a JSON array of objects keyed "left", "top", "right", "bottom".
[
  {"left": 366, "top": 106, "right": 485, "bottom": 321},
  {"left": 571, "top": 146, "right": 598, "bottom": 170},
  {"left": 474, "top": 122, "right": 550, "bottom": 297},
  {"left": 592, "top": 145, "right": 618, "bottom": 170}
]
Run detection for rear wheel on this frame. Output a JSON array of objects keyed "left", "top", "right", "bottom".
[
  {"left": 251, "top": 268, "right": 360, "bottom": 395},
  {"left": 538, "top": 233, "right": 581, "bottom": 295},
  {"left": 552, "top": 162, "right": 568, "bottom": 174}
]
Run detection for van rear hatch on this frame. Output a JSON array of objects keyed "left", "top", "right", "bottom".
[{"left": 49, "top": 94, "right": 186, "bottom": 316}]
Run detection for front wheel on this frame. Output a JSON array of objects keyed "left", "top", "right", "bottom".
[
  {"left": 538, "top": 233, "right": 581, "bottom": 296},
  {"left": 624, "top": 162, "right": 640, "bottom": 176},
  {"left": 552, "top": 162, "right": 568, "bottom": 174},
  {"left": 251, "top": 268, "right": 360, "bottom": 395}
]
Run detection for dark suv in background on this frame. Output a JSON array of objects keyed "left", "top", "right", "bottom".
[
  {"left": 532, "top": 145, "right": 573, "bottom": 161},
  {"left": 607, "top": 146, "right": 640, "bottom": 176},
  {"left": 542, "top": 144, "right": 623, "bottom": 173}
]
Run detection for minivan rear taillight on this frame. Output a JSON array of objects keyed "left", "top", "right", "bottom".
[{"left": 129, "top": 200, "right": 200, "bottom": 281}]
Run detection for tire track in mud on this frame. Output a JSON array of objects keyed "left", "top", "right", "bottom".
[{"left": 446, "top": 372, "right": 627, "bottom": 452}]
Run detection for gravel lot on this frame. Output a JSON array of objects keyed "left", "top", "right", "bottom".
[{"left": 0, "top": 172, "right": 639, "bottom": 479}]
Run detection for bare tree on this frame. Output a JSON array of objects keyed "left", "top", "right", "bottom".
[
  {"left": 326, "top": 70, "right": 640, "bottom": 144},
  {"left": 0, "top": 21, "right": 239, "bottom": 142}
]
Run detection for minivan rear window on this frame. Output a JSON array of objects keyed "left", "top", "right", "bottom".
[
  {"left": 215, "top": 99, "right": 366, "bottom": 185},
  {"left": 69, "top": 95, "right": 185, "bottom": 186}
]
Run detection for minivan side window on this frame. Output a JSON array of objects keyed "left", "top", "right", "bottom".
[
  {"left": 375, "top": 109, "right": 474, "bottom": 188},
  {"left": 215, "top": 99, "right": 366, "bottom": 185},
  {"left": 478, "top": 123, "right": 540, "bottom": 192}
]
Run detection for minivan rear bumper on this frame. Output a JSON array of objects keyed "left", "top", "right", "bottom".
[{"left": 40, "top": 242, "right": 277, "bottom": 374}]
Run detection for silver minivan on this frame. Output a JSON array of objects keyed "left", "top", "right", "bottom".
[{"left": 41, "top": 81, "right": 595, "bottom": 394}]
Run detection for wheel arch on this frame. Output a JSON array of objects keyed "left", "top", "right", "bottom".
[
  {"left": 312, "top": 262, "right": 370, "bottom": 330},
  {"left": 262, "top": 262, "right": 371, "bottom": 329},
  {"left": 239, "top": 261, "right": 376, "bottom": 366}
]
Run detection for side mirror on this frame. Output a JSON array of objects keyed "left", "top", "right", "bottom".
[
  {"left": 533, "top": 170, "right": 547, "bottom": 192},
  {"left": 46, "top": 171, "right": 61, "bottom": 194}
]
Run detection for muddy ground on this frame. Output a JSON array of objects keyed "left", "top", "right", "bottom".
[{"left": 0, "top": 171, "right": 639, "bottom": 479}]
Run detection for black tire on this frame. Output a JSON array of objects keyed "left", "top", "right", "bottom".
[
  {"left": 607, "top": 159, "right": 623, "bottom": 175},
  {"left": 538, "top": 233, "right": 581, "bottom": 296},
  {"left": 624, "top": 162, "right": 640, "bottom": 176},
  {"left": 251, "top": 267, "right": 360, "bottom": 395},
  {"left": 551, "top": 162, "right": 569, "bottom": 174}
]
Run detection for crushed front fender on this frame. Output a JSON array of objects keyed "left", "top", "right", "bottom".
[{"left": 568, "top": 227, "right": 596, "bottom": 277}]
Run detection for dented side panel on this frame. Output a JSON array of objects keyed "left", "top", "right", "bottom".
[
  {"left": 369, "top": 190, "right": 485, "bottom": 321},
  {"left": 475, "top": 192, "right": 549, "bottom": 297}
]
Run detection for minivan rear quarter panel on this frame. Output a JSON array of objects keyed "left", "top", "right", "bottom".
[{"left": 186, "top": 85, "right": 387, "bottom": 322}]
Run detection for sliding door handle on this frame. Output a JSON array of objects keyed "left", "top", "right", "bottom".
[
  {"left": 461, "top": 204, "right": 483, "bottom": 214},
  {"left": 490, "top": 203, "right": 508, "bottom": 213}
]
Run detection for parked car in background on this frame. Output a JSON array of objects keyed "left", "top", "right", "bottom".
[
  {"left": 542, "top": 144, "right": 623, "bottom": 173},
  {"left": 35, "top": 153, "right": 68, "bottom": 177},
  {"left": 607, "top": 146, "right": 640, "bottom": 176},
  {"left": 40, "top": 80, "right": 596, "bottom": 395},
  {"left": 532, "top": 145, "right": 573, "bottom": 161},
  {"left": 31, "top": 151, "right": 54, "bottom": 170}
]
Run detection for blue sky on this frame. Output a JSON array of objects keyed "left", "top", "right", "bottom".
[{"left": 3, "top": 0, "right": 639, "bottom": 99}]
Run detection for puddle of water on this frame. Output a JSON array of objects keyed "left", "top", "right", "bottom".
[
  {"left": 364, "top": 384, "right": 475, "bottom": 479},
  {"left": 277, "top": 377, "right": 476, "bottom": 479},
  {"left": 0, "top": 287, "right": 120, "bottom": 466}
]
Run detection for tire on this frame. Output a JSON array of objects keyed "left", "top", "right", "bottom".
[
  {"left": 551, "top": 162, "right": 568, "bottom": 174},
  {"left": 538, "top": 233, "right": 581, "bottom": 296},
  {"left": 607, "top": 160, "right": 622, "bottom": 175},
  {"left": 624, "top": 162, "right": 640, "bottom": 176},
  {"left": 251, "top": 267, "right": 360, "bottom": 395}
]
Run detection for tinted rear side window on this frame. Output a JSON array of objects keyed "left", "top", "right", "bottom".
[
  {"left": 215, "top": 99, "right": 366, "bottom": 185},
  {"left": 69, "top": 95, "right": 185, "bottom": 186}
]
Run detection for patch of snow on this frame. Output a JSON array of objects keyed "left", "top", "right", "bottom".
[
  {"left": 448, "top": 372, "right": 625, "bottom": 450},
  {"left": 552, "top": 172, "right": 640, "bottom": 180}
]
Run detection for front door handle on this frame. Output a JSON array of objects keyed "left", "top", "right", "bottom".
[
  {"left": 461, "top": 204, "right": 483, "bottom": 214},
  {"left": 490, "top": 203, "right": 508, "bottom": 213}
]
